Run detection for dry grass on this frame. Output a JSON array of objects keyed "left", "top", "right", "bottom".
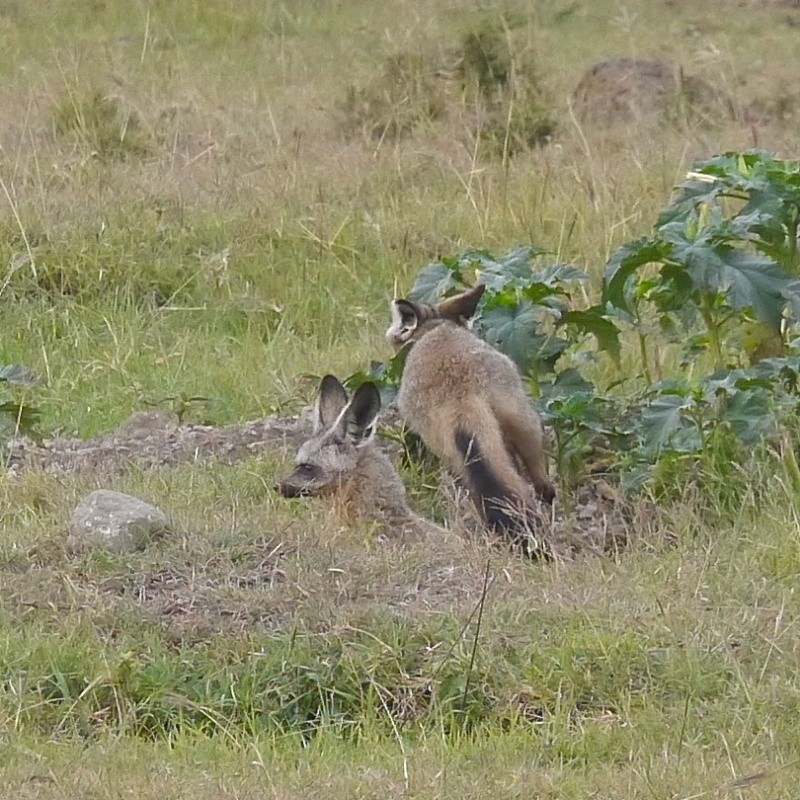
[{"left": 2, "top": 0, "right": 800, "bottom": 795}]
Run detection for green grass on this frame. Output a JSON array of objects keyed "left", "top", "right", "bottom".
[{"left": 2, "top": 0, "right": 800, "bottom": 796}]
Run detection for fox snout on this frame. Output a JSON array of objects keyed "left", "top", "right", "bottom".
[{"left": 385, "top": 325, "right": 405, "bottom": 351}]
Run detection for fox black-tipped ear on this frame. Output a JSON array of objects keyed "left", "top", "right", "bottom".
[
  {"left": 435, "top": 284, "right": 486, "bottom": 322},
  {"left": 315, "top": 374, "right": 349, "bottom": 432},
  {"left": 394, "top": 299, "right": 420, "bottom": 328},
  {"left": 344, "top": 381, "right": 381, "bottom": 445}
]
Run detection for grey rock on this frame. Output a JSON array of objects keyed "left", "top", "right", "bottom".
[{"left": 68, "top": 489, "right": 171, "bottom": 553}]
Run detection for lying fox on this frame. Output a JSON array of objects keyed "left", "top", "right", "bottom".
[
  {"left": 277, "top": 374, "right": 445, "bottom": 542},
  {"left": 386, "top": 284, "right": 555, "bottom": 551}
]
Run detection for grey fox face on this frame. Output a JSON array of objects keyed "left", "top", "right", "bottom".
[
  {"left": 278, "top": 375, "right": 381, "bottom": 498},
  {"left": 385, "top": 284, "right": 486, "bottom": 351}
]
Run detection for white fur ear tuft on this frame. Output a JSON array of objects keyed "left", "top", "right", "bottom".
[{"left": 386, "top": 299, "right": 420, "bottom": 346}]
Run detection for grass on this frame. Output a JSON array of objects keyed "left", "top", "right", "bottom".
[{"left": 2, "top": 0, "right": 800, "bottom": 796}]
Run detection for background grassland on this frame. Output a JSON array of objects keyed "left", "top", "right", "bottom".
[{"left": 2, "top": 0, "right": 800, "bottom": 797}]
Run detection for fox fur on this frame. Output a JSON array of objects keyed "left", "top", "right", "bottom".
[
  {"left": 277, "top": 375, "right": 447, "bottom": 542},
  {"left": 386, "top": 284, "right": 555, "bottom": 551}
]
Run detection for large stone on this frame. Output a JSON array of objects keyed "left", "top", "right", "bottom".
[{"left": 68, "top": 489, "right": 171, "bottom": 553}]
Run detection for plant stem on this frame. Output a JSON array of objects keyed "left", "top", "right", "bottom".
[
  {"left": 638, "top": 332, "right": 652, "bottom": 384},
  {"left": 787, "top": 210, "right": 799, "bottom": 275},
  {"left": 699, "top": 294, "right": 724, "bottom": 371}
]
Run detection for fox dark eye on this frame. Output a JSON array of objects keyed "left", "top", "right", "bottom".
[{"left": 297, "top": 463, "right": 315, "bottom": 474}]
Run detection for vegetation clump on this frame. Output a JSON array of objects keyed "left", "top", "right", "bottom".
[
  {"left": 53, "top": 88, "right": 150, "bottom": 159},
  {"left": 339, "top": 52, "right": 446, "bottom": 141},
  {"left": 357, "top": 151, "right": 800, "bottom": 503},
  {"left": 339, "top": 16, "right": 556, "bottom": 155}
]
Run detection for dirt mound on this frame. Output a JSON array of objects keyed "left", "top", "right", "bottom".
[
  {"left": 0, "top": 411, "right": 665, "bottom": 644},
  {"left": 572, "top": 57, "right": 734, "bottom": 126},
  {"left": 4, "top": 410, "right": 652, "bottom": 556},
  {"left": 4, "top": 410, "right": 310, "bottom": 474}
]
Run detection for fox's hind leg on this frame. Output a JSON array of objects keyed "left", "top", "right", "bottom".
[{"left": 496, "top": 403, "right": 555, "bottom": 504}]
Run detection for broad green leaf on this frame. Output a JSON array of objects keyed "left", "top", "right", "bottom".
[
  {"left": 649, "top": 263, "right": 695, "bottom": 313},
  {"left": 533, "top": 263, "right": 589, "bottom": 284},
  {"left": 660, "top": 220, "right": 791, "bottom": 329},
  {"left": 457, "top": 248, "right": 502, "bottom": 268},
  {"left": 344, "top": 361, "right": 400, "bottom": 407},
  {"left": 702, "top": 369, "right": 750, "bottom": 398},
  {"left": 408, "top": 262, "right": 461, "bottom": 303},
  {"left": 782, "top": 279, "right": 800, "bottom": 318},
  {"left": 719, "top": 389, "right": 772, "bottom": 444},
  {"left": 531, "top": 335, "right": 571, "bottom": 373},
  {"left": 546, "top": 392, "right": 621, "bottom": 436},
  {"left": 495, "top": 245, "right": 540, "bottom": 277},
  {"left": 742, "top": 355, "right": 800, "bottom": 395},
  {"left": 640, "top": 393, "right": 691, "bottom": 454},
  {"left": 384, "top": 346, "right": 409, "bottom": 383},
  {"left": 479, "top": 300, "right": 542, "bottom": 372},
  {"left": 603, "top": 238, "right": 672, "bottom": 312},
  {"left": 546, "top": 367, "right": 596, "bottom": 399},
  {"left": 709, "top": 249, "right": 789, "bottom": 330},
  {"left": 476, "top": 247, "right": 543, "bottom": 290},
  {"left": 657, "top": 179, "right": 726, "bottom": 227},
  {"left": 521, "top": 283, "right": 570, "bottom": 309},
  {"left": 557, "top": 307, "right": 621, "bottom": 362},
  {"left": 344, "top": 367, "right": 380, "bottom": 391}
]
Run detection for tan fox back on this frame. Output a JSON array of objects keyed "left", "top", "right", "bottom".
[
  {"left": 387, "top": 286, "right": 554, "bottom": 553},
  {"left": 277, "top": 375, "right": 447, "bottom": 543}
]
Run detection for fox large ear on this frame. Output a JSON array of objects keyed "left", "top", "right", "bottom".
[
  {"left": 386, "top": 299, "right": 422, "bottom": 346},
  {"left": 435, "top": 284, "right": 486, "bottom": 322},
  {"left": 394, "top": 299, "right": 421, "bottom": 329},
  {"left": 315, "top": 374, "right": 349, "bottom": 432},
  {"left": 342, "top": 381, "right": 381, "bottom": 446}
]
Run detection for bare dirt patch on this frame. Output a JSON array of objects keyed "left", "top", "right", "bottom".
[
  {"left": 4, "top": 410, "right": 310, "bottom": 474},
  {"left": 2, "top": 412, "right": 662, "bottom": 643}
]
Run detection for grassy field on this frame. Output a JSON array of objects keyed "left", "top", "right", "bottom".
[{"left": 2, "top": 0, "right": 800, "bottom": 797}]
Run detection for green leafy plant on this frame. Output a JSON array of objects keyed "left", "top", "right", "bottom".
[
  {"left": 538, "top": 368, "right": 632, "bottom": 495},
  {"left": 408, "top": 246, "right": 619, "bottom": 392},
  {"left": 661, "top": 151, "right": 800, "bottom": 274},
  {"left": 0, "top": 364, "right": 42, "bottom": 446},
  {"left": 605, "top": 151, "right": 800, "bottom": 374},
  {"left": 350, "top": 153, "right": 800, "bottom": 505}
]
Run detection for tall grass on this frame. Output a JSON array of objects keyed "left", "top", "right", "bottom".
[{"left": 2, "top": 0, "right": 800, "bottom": 796}]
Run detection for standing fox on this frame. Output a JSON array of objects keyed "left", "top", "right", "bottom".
[
  {"left": 386, "top": 284, "right": 555, "bottom": 550},
  {"left": 277, "top": 374, "right": 446, "bottom": 542}
]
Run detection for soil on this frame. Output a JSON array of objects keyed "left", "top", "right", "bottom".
[
  {"left": 2, "top": 411, "right": 663, "bottom": 642},
  {"left": 571, "top": 57, "right": 734, "bottom": 126},
  {"left": 4, "top": 410, "right": 311, "bottom": 474}
]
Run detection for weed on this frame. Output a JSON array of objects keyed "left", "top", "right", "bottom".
[
  {"left": 459, "top": 19, "right": 557, "bottom": 157},
  {"left": 53, "top": 88, "right": 150, "bottom": 160},
  {"left": 0, "top": 364, "right": 41, "bottom": 449},
  {"left": 339, "top": 52, "right": 445, "bottom": 142}
]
